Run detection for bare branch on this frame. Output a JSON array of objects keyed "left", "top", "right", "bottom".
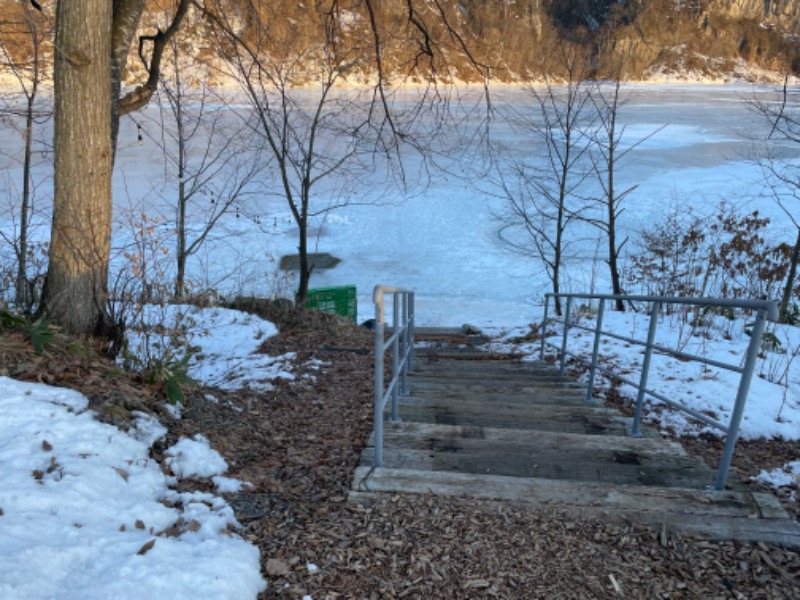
[{"left": 118, "top": 0, "right": 191, "bottom": 116}]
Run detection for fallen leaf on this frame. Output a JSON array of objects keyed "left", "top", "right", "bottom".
[
  {"left": 137, "top": 539, "right": 156, "bottom": 556},
  {"left": 135, "top": 519, "right": 145, "bottom": 530},
  {"left": 41, "top": 440, "right": 52, "bottom": 452},
  {"left": 114, "top": 467, "right": 129, "bottom": 482}
]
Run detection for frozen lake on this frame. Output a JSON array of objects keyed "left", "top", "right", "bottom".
[{"left": 1, "top": 84, "right": 798, "bottom": 327}]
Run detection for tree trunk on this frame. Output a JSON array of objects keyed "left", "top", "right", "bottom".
[
  {"left": 111, "top": 0, "right": 147, "bottom": 154},
  {"left": 604, "top": 83, "right": 625, "bottom": 312},
  {"left": 15, "top": 92, "right": 35, "bottom": 309},
  {"left": 296, "top": 214, "right": 310, "bottom": 305},
  {"left": 780, "top": 227, "right": 800, "bottom": 321},
  {"left": 176, "top": 177, "right": 187, "bottom": 299},
  {"left": 42, "top": 0, "right": 113, "bottom": 334},
  {"left": 608, "top": 227, "right": 624, "bottom": 310}
]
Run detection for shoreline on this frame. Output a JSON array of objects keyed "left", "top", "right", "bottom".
[{"left": 0, "top": 64, "right": 797, "bottom": 98}]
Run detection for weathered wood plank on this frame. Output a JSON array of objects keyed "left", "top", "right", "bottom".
[
  {"left": 370, "top": 421, "right": 687, "bottom": 456},
  {"left": 396, "top": 394, "right": 605, "bottom": 412},
  {"left": 360, "top": 446, "right": 715, "bottom": 488},
  {"left": 412, "top": 362, "right": 572, "bottom": 378},
  {"left": 406, "top": 388, "right": 590, "bottom": 405},
  {"left": 410, "top": 376, "right": 586, "bottom": 391},
  {"left": 350, "top": 467, "right": 800, "bottom": 548},
  {"left": 394, "top": 401, "right": 634, "bottom": 435},
  {"left": 351, "top": 466, "right": 751, "bottom": 516}
]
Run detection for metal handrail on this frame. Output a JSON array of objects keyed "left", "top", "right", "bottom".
[
  {"left": 373, "top": 285, "right": 415, "bottom": 468},
  {"left": 541, "top": 292, "right": 779, "bottom": 491}
]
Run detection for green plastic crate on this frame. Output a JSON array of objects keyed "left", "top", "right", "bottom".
[{"left": 304, "top": 285, "right": 357, "bottom": 322}]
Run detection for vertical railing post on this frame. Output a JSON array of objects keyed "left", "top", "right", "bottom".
[
  {"left": 713, "top": 308, "right": 768, "bottom": 490},
  {"left": 409, "top": 292, "right": 415, "bottom": 372},
  {"left": 540, "top": 295, "right": 550, "bottom": 361},
  {"left": 559, "top": 296, "right": 573, "bottom": 377},
  {"left": 372, "top": 285, "right": 416, "bottom": 470},
  {"left": 631, "top": 300, "right": 660, "bottom": 437},
  {"left": 374, "top": 317, "right": 385, "bottom": 468},
  {"left": 400, "top": 292, "right": 409, "bottom": 395},
  {"left": 391, "top": 292, "right": 401, "bottom": 422},
  {"left": 585, "top": 298, "right": 606, "bottom": 403}
]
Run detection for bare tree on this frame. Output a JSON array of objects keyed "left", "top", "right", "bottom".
[
  {"left": 0, "top": 0, "right": 52, "bottom": 310},
  {"left": 204, "top": 2, "right": 422, "bottom": 303},
  {"left": 492, "top": 45, "right": 596, "bottom": 315},
  {"left": 585, "top": 77, "right": 663, "bottom": 311},
  {"left": 748, "top": 75, "right": 800, "bottom": 321},
  {"left": 150, "top": 41, "right": 262, "bottom": 299}
]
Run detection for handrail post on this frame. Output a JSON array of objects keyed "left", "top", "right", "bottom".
[
  {"left": 631, "top": 300, "right": 660, "bottom": 437},
  {"left": 372, "top": 284, "right": 415, "bottom": 470},
  {"left": 391, "top": 293, "right": 401, "bottom": 421},
  {"left": 374, "top": 318, "right": 385, "bottom": 468},
  {"left": 409, "top": 292, "right": 415, "bottom": 372},
  {"left": 713, "top": 307, "right": 768, "bottom": 491},
  {"left": 559, "top": 296, "right": 572, "bottom": 377},
  {"left": 585, "top": 298, "right": 605, "bottom": 403},
  {"left": 400, "top": 292, "right": 409, "bottom": 395},
  {"left": 540, "top": 295, "right": 550, "bottom": 361}
]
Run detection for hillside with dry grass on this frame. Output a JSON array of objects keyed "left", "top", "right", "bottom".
[{"left": 2, "top": 0, "right": 800, "bottom": 89}]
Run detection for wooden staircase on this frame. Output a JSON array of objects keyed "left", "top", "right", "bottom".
[{"left": 350, "top": 330, "right": 800, "bottom": 547}]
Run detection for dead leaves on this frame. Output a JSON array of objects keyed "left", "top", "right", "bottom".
[
  {"left": 31, "top": 456, "right": 62, "bottom": 484},
  {"left": 137, "top": 539, "right": 156, "bottom": 556},
  {"left": 0, "top": 331, "right": 161, "bottom": 429}
]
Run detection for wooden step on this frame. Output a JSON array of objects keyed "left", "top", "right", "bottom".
[
  {"left": 409, "top": 384, "right": 588, "bottom": 399},
  {"left": 370, "top": 422, "right": 682, "bottom": 455},
  {"left": 394, "top": 398, "right": 635, "bottom": 435},
  {"left": 350, "top": 467, "right": 800, "bottom": 547},
  {"left": 362, "top": 421, "right": 719, "bottom": 489},
  {"left": 354, "top": 338, "right": 800, "bottom": 547}
]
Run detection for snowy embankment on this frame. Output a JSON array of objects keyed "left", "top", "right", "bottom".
[
  {"left": 0, "top": 379, "right": 265, "bottom": 599},
  {"left": 0, "top": 305, "right": 295, "bottom": 600},
  {"left": 491, "top": 310, "right": 800, "bottom": 497}
]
